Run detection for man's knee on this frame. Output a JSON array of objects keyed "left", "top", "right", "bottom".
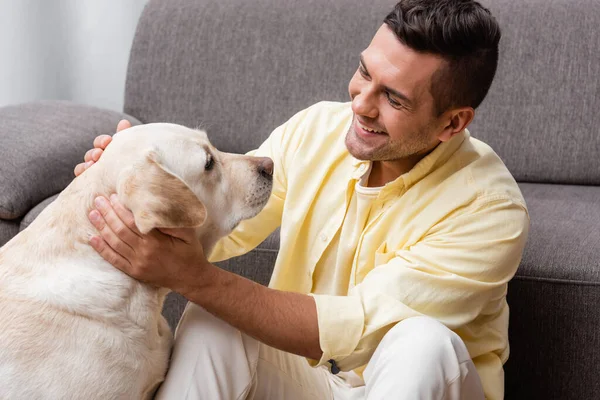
[
  {"left": 157, "top": 304, "right": 260, "bottom": 399},
  {"left": 365, "top": 317, "right": 484, "bottom": 399},
  {"left": 377, "top": 316, "right": 470, "bottom": 363},
  {"left": 175, "top": 303, "right": 241, "bottom": 345}
]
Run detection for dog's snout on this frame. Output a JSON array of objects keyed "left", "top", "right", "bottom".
[{"left": 257, "top": 157, "right": 274, "bottom": 179}]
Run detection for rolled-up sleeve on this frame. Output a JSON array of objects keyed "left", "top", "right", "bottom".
[{"left": 309, "top": 195, "right": 529, "bottom": 371}]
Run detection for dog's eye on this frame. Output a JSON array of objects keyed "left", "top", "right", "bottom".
[{"left": 205, "top": 155, "right": 215, "bottom": 171}]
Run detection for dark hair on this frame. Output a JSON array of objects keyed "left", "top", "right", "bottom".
[{"left": 383, "top": 0, "right": 501, "bottom": 114}]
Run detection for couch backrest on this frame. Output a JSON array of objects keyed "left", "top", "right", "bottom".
[
  {"left": 124, "top": 0, "right": 395, "bottom": 153},
  {"left": 473, "top": 0, "right": 600, "bottom": 185},
  {"left": 124, "top": 0, "right": 599, "bottom": 185}
]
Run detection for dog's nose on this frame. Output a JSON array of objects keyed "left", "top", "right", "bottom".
[{"left": 257, "top": 157, "right": 274, "bottom": 178}]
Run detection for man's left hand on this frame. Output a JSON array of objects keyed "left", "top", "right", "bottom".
[{"left": 88, "top": 194, "right": 207, "bottom": 292}]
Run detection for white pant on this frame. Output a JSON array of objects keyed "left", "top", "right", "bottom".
[{"left": 155, "top": 303, "right": 484, "bottom": 400}]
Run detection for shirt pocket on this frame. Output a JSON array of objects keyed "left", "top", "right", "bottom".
[
  {"left": 374, "top": 241, "right": 396, "bottom": 267},
  {"left": 355, "top": 241, "right": 397, "bottom": 284}
]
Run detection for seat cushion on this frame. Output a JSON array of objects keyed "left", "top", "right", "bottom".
[
  {"left": 516, "top": 183, "right": 600, "bottom": 282},
  {"left": 505, "top": 182, "right": 600, "bottom": 399}
]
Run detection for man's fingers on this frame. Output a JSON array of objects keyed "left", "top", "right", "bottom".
[
  {"left": 109, "top": 194, "right": 142, "bottom": 237},
  {"left": 74, "top": 161, "right": 93, "bottom": 177},
  {"left": 91, "top": 149, "right": 103, "bottom": 162},
  {"left": 84, "top": 149, "right": 94, "bottom": 163},
  {"left": 116, "top": 119, "right": 132, "bottom": 132},
  {"left": 92, "top": 197, "right": 139, "bottom": 251},
  {"left": 89, "top": 235, "right": 132, "bottom": 273},
  {"left": 89, "top": 209, "right": 136, "bottom": 263},
  {"left": 84, "top": 149, "right": 102, "bottom": 163},
  {"left": 76, "top": 122, "right": 128, "bottom": 178},
  {"left": 74, "top": 163, "right": 85, "bottom": 177},
  {"left": 93, "top": 134, "right": 112, "bottom": 150}
]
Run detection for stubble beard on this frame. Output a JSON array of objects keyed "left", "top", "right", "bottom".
[{"left": 344, "top": 121, "right": 432, "bottom": 163}]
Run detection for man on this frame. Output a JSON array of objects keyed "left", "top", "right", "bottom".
[{"left": 74, "top": 1, "right": 528, "bottom": 398}]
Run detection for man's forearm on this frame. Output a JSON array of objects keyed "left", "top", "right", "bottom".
[{"left": 178, "top": 261, "right": 323, "bottom": 361}]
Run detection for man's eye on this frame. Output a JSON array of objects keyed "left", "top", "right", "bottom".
[
  {"left": 386, "top": 92, "right": 402, "bottom": 108},
  {"left": 205, "top": 156, "right": 215, "bottom": 171},
  {"left": 358, "top": 65, "right": 368, "bottom": 77}
]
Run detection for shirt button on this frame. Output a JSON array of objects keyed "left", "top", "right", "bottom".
[{"left": 320, "top": 233, "right": 328, "bottom": 242}]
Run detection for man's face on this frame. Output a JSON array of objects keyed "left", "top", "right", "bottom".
[{"left": 345, "top": 24, "right": 447, "bottom": 162}]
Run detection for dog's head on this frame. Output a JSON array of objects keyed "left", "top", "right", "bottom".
[{"left": 99, "top": 123, "right": 273, "bottom": 241}]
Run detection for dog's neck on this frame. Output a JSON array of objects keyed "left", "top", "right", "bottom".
[
  {"left": 1, "top": 165, "right": 171, "bottom": 324},
  {"left": 36, "top": 166, "right": 120, "bottom": 256}
]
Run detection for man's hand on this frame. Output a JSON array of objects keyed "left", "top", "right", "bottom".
[
  {"left": 74, "top": 119, "right": 132, "bottom": 177},
  {"left": 88, "top": 194, "right": 207, "bottom": 292}
]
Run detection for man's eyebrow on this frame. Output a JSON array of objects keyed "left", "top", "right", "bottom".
[{"left": 359, "top": 54, "right": 415, "bottom": 108}]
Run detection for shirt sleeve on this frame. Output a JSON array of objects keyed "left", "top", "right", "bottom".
[
  {"left": 207, "top": 107, "right": 308, "bottom": 263},
  {"left": 308, "top": 195, "right": 530, "bottom": 371}
]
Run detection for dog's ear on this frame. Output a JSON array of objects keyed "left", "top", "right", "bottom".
[{"left": 117, "top": 150, "right": 207, "bottom": 234}]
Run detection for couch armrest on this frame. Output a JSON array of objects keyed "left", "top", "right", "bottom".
[{"left": 0, "top": 100, "right": 141, "bottom": 220}]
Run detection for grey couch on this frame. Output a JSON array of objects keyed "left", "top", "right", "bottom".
[{"left": 1, "top": 0, "right": 598, "bottom": 398}]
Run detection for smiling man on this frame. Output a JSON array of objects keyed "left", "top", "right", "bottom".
[{"left": 75, "top": 1, "right": 529, "bottom": 399}]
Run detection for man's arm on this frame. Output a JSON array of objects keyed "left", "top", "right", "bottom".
[
  {"left": 181, "top": 261, "right": 322, "bottom": 360},
  {"left": 89, "top": 193, "right": 323, "bottom": 360}
]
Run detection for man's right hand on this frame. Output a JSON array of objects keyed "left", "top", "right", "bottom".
[{"left": 74, "top": 119, "right": 132, "bottom": 177}]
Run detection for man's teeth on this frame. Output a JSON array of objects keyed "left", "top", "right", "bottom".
[{"left": 360, "top": 123, "right": 383, "bottom": 133}]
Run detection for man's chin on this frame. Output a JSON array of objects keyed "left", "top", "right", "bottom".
[{"left": 345, "top": 131, "right": 374, "bottom": 160}]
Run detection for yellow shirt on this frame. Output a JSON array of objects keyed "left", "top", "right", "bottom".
[{"left": 209, "top": 101, "right": 529, "bottom": 400}]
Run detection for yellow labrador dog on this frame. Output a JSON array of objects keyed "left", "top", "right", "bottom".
[{"left": 0, "top": 123, "right": 273, "bottom": 399}]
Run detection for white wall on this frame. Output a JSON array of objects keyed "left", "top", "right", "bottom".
[{"left": 0, "top": 0, "right": 148, "bottom": 111}]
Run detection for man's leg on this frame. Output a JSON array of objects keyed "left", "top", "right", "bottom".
[
  {"left": 155, "top": 303, "right": 336, "bottom": 400},
  {"left": 363, "top": 316, "right": 484, "bottom": 400}
]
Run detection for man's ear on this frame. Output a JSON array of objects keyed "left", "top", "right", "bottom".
[
  {"left": 117, "top": 150, "right": 207, "bottom": 234},
  {"left": 438, "top": 107, "right": 474, "bottom": 142}
]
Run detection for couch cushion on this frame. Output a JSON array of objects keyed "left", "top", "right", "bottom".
[
  {"left": 0, "top": 101, "right": 140, "bottom": 220},
  {"left": 0, "top": 219, "right": 20, "bottom": 247},
  {"left": 517, "top": 183, "right": 600, "bottom": 282},
  {"left": 215, "top": 228, "right": 280, "bottom": 286},
  {"left": 472, "top": 0, "right": 600, "bottom": 184},
  {"left": 19, "top": 194, "right": 60, "bottom": 231}
]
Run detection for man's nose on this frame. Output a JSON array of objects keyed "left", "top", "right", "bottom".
[
  {"left": 351, "top": 90, "right": 378, "bottom": 119},
  {"left": 257, "top": 157, "right": 274, "bottom": 179}
]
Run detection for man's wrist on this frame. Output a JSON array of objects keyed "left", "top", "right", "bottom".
[{"left": 175, "top": 258, "right": 218, "bottom": 301}]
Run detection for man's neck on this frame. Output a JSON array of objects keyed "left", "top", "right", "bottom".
[
  {"left": 367, "top": 157, "right": 419, "bottom": 187},
  {"left": 367, "top": 143, "right": 441, "bottom": 188}
]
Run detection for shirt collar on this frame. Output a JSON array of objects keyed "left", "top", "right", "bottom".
[{"left": 350, "top": 129, "right": 469, "bottom": 189}]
